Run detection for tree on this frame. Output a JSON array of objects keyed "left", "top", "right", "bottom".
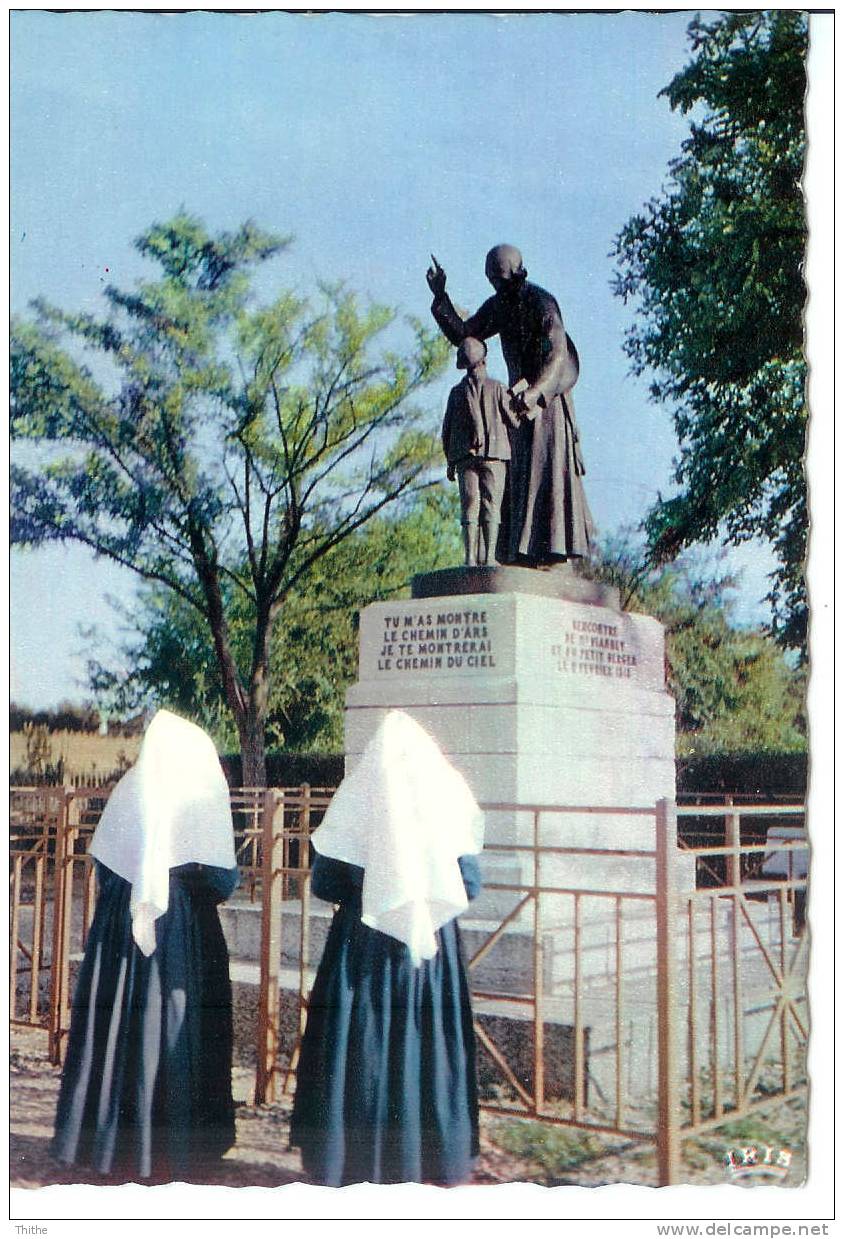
[
  {"left": 611, "top": 11, "right": 808, "bottom": 652},
  {"left": 587, "top": 537, "right": 806, "bottom": 757},
  {"left": 12, "top": 214, "right": 450, "bottom": 783},
  {"left": 84, "top": 488, "right": 462, "bottom": 754}
]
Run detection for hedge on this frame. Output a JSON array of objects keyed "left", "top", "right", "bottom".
[{"left": 219, "top": 749, "right": 807, "bottom": 799}]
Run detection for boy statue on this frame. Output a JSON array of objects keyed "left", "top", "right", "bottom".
[{"left": 441, "top": 336, "right": 519, "bottom": 566}]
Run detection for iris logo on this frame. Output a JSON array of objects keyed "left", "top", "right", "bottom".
[{"left": 723, "top": 1144, "right": 792, "bottom": 1180}]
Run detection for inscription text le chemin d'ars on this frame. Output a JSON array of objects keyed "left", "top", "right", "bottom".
[
  {"left": 377, "top": 609, "right": 495, "bottom": 671},
  {"left": 374, "top": 610, "right": 639, "bottom": 679}
]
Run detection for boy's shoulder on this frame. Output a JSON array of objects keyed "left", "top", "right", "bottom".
[
  {"left": 447, "top": 372, "right": 508, "bottom": 397},
  {"left": 482, "top": 374, "right": 509, "bottom": 396}
]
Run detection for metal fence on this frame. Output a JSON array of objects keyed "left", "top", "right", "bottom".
[
  {"left": 10, "top": 785, "right": 109, "bottom": 1060},
  {"left": 670, "top": 801, "right": 808, "bottom": 1180},
  {"left": 451, "top": 799, "right": 808, "bottom": 1185},
  {"left": 10, "top": 787, "right": 64, "bottom": 1032},
  {"left": 9, "top": 785, "right": 807, "bottom": 1185}
]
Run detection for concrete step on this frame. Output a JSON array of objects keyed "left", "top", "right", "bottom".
[{"left": 219, "top": 890, "right": 800, "bottom": 998}]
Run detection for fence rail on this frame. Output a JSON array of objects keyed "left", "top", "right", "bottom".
[{"left": 9, "top": 785, "right": 807, "bottom": 1184}]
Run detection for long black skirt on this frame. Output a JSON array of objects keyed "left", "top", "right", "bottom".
[
  {"left": 52, "top": 860, "right": 239, "bottom": 1181},
  {"left": 290, "top": 854, "right": 480, "bottom": 1186}
]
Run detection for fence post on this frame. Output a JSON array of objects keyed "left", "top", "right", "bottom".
[
  {"left": 275, "top": 785, "right": 315, "bottom": 1095},
  {"left": 30, "top": 840, "right": 47, "bottom": 1026},
  {"left": 724, "top": 795, "right": 740, "bottom": 890},
  {"left": 655, "top": 797, "right": 681, "bottom": 1186},
  {"left": 48, "top": 788, "right": 74, "bottom": 1064},
  {"left": 10, "top": 854, "right": 22, "bottom": 1022},
  {"left": 531, "top": 809, "right": 545, "bottom": 1114},
  {"left": 255, "top": 789, "right": 283, "bottom": 1105},
  {"left": 298, "top": 785, "right": 312, "bottom": 1041}
]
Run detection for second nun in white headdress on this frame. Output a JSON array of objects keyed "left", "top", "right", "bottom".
[
  {"left": 290, "top": 709, "right": 484, "bottom": 1186},
  {"left": 52, "top": 709, "right": 239, "bottom": 1182}
]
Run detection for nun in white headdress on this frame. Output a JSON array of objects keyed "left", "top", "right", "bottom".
[
  {"left": 52, "top": 709, "right": 239, "bottom": 1182},
  {"left": 290, "top": 709, "right": 485, "bottom": 1187}
]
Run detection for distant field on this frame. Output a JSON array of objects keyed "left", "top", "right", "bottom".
[{"left": 10, "top": 730, "right": 142, "bottom": 779}]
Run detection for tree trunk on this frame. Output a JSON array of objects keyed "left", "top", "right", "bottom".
[
  {"left": 203, "top": 562, "right": 273, "bottom": 787},
  {"left": 239, "top": 708, "right": 267, "bottom": 788},
  {"left": 238, "top": 631, "right": 273, "bottom": 788}
]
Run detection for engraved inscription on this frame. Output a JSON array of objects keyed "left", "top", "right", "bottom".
[
  {"left": 551, "top": 618, "right": 638, "bottom": 680},
  {"left": 376, "top": 608, "right": 496, "bottom": 673}
]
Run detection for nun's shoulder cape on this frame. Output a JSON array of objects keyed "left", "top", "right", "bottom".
[
  {"left": 290, "top": 710, "right": 484, "bottom": 1187},
  {"left": 52, "top": 709, "right": 239, "bottom": 1181}
]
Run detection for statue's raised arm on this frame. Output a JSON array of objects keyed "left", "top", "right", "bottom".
[
  {"left": 426, "top": 254, "right": 447, "bottom": 300},
  {"left": 426, "top": 252, "right": 500, "bottom": 348}
]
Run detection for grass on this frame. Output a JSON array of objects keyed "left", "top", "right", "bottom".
[
  {"left": 490, "top": 1119, "right": 607, "bottom": 1175},
  {"left": 487, "top": 1091, "right": 807, "bottom": 1186}
]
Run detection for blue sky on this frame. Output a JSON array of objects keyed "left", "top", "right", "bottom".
[{"left": 10, "top": 9, "right": 816, "bottom": 708}]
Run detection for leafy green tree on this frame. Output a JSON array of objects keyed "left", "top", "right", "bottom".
[
  {"left": 12, "top": 214, "right": 450, "bottom": 783},
  {"left": 588, "top": 537, "right": 806, "bottom": 756},
  {"left": 612, "top": 11, "right": 808, "bottom": 652},
  {"left": 84, "top": 487, "right": 462, "bottom": 755}
]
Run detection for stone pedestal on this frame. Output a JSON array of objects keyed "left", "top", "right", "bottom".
[{"left": 345, "top": 572, "right": 695, "bottom": 922}]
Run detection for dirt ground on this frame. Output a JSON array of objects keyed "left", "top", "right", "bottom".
[
  {"left": 10, "top": 1023, "right": 806, "bottom": 1191},
  {"left": 10, "top": 1024, "right": 536, "bottom": 1190}
]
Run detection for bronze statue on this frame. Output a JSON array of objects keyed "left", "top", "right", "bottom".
[
  {"left": 441, "top": 337, "right": 518, "bottom": 567},
  {"left": 427, "top": 245, "right": 594, "bottom": 566}
]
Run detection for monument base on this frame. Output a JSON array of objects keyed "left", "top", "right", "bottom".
[
  {"left": 412, "top": 564, "right": 621, "bottom": 609},
  {"left": 345, "top": 585, "right": 694, "bottom": 909}
]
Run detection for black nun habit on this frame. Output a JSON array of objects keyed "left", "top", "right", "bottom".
[
  {"left": 290, "top": 709, "right": 484, "bottom": 1186},
  {"left": 52, "top": 709, "right": 239, "bottom": 1181}
]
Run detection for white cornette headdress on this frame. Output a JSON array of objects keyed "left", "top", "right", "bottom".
[
  {"left": 89, "top": 709, "right": 235, "bottom": 955},
  {"left": 310, "top": 710, "right": 484, "bottom": 965}
]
